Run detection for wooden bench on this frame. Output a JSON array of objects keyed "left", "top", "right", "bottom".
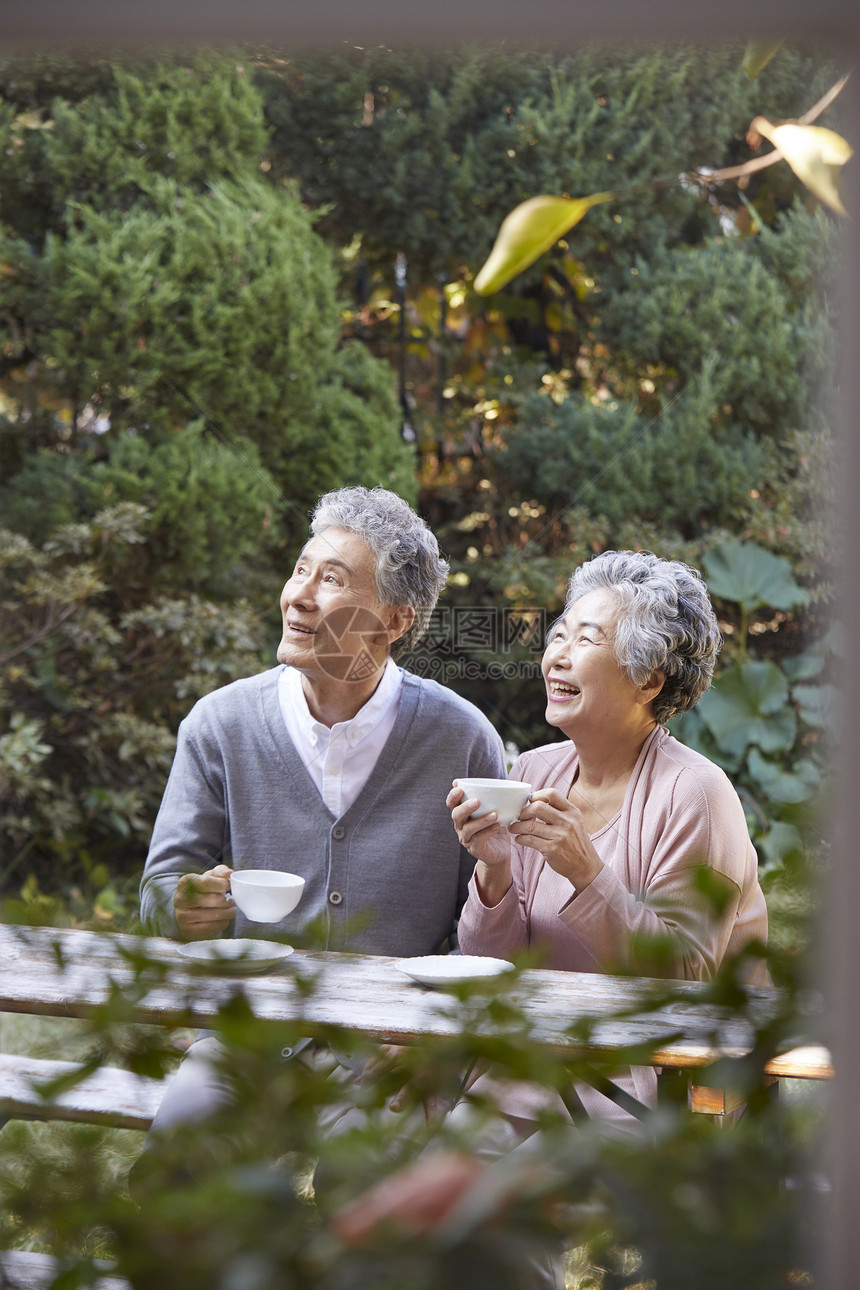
[
  {"left": 0, "top": 929, "right": 836, "bottom": 1290},
  {"left": 0, "top": 926, "right": 835, "bottom": 1132},
  {"left": 0, "top": 1044, "right": 833, "bottom": 1134},
  {"left": 689, "top": 1043, "right": 833, "bottom": 1124},
  {"left": 0, "top": 1054, "right": 165, "bottom": 1132}
]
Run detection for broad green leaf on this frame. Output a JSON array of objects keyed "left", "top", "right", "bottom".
[
  {"left": 667, "top": 705, "right": 742, "bottom": 772},
  {"left": 697, "top": 660, "right": 796, "bottom": 758},
  {"left": 474, "top": 193, "right": 613, "bottom": 295},
  {"left": 742, "top": 40, "right": 785, "bottom": 79},
  {"left": 702, "top": 542, "right": 807, "bottom": 613},
  {"left": 757, "top": 820, "right": 804, "bottom": 868},
  {"left": 781, "top": 652, "right": 824, "bottom": 684},
  {"left": 793, "top": 682, "right": 841, "bottom": 732},
  {"left": 747, "top": 748, "right": 820, "bottom": 804},
  {"left": 752, "top": 117, "right": 853, "bottom": 215}
]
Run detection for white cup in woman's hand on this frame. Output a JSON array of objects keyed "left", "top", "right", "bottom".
[{"left": 455, "top": 778, "right": 533, "bottom": 828}]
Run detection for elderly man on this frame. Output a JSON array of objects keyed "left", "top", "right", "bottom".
[{"left": 137, "top": 484, "right": 505, "bottom": 1145}]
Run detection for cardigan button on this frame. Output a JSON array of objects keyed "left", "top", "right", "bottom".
[
  {"left": 328, "top": 891, "right": 343, "bottom": 906},
  {"left": 332, "top": 826, "right": 345, "bottom": 840}
]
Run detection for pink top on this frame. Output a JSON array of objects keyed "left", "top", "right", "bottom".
[{"left": 457, "top": 726, "right": 769, "bottom": 1125}]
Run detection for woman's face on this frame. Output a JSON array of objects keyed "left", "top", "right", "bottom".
[{"left": 541, "top": 588, "right": 655, "bottom": 739}]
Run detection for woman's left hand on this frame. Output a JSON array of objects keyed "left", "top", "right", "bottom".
[{"left": 509, "top": 788, "right": 604, "bottom": 892}]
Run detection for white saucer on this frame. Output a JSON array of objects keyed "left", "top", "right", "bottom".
[
  {"left": 394, "top": 954, "right": 515, "bottom": 987},
  {"left": 177, "top": 939, "right": 294, "bottom": 973}
]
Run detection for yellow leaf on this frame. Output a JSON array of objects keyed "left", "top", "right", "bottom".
[
  {"left": 753, "top": 117, "right": 853, "bottom": 215},
  {"left": 741, "top": 40, "right": 784, "bottom": 79},
  {"left": 474, "top": 193, "right": 613, "bottom": 295},
  {"left": 11, "top": 109, "right": 53, "bottom": 131}
]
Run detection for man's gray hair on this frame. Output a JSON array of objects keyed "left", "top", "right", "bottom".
[
  {"left": 311, "top": 485, "right": 449, "bottom": 659},
  {"left": 564, "top": 550, "right": 721, "bottom": 723}
]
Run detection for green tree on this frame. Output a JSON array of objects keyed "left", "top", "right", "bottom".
[
  {"left": 254, "top": 43, "right": 835, "bottom": 281},
  {"left": 0, "top": 49, "right": 415, "bottom": 530}
]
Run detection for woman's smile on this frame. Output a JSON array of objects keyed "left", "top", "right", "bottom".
[{"left": 547, "top": 678, "right": 581, "bottom": 701}]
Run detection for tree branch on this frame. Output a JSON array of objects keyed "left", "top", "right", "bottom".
[
  {"left": 690, "top": 72, "right": 850, "bottom": 187},
  {"left": 0, "top": 603, "right": 80, "bottom": 667}
]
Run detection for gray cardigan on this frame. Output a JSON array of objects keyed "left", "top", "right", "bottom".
[{"left": 139, "top": 666, "right": 505, "bottom": 956}]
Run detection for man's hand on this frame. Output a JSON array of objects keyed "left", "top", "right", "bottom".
[
  {"left": 358, "top": 1045, "right": 443, "bottom": 1121},
  {"left": 174, "top": 864, "right": 235, "bottom": 940}
]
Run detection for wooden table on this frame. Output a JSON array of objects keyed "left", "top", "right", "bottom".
[{"left": 0, "top": 922, "right": 807, "bottom": 1073}]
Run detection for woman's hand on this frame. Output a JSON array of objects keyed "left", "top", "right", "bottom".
[
  {"left": 509, "top": 788, "right": 604, "bottom": 893},
  {"left": 447, "top": 782, "right": 512, "bottom": 906},
  {"left": 334, "top": 1151, "right": 488, "bottom": 1245},
  {"left": 174, "top": 864, "right": 235, "bottom": 939}
]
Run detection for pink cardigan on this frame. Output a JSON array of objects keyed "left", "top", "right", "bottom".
[{"left": 457, "top": 726, "right": 769, "bottom": 1125}]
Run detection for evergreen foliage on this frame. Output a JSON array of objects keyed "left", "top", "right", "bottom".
[
  {"left": 0, "top": 424, "right": 276, "bottom": 596},
  {"left": 255, "top": 42, "right": 835, "bottom": 278},
  {"left": 598, "top": 229, "right": 815, "bottom": 435},
  {"left": 0, "top": 49, "right": 414, "bottom": 522},
  {"left": 490, "top": 363, "right": 768, "bottom": 537},
  {"left": 0, "top": 52, "right": 268, "bottom": 240}
]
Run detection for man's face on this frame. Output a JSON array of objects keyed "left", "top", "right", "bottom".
[{"left": 277, "top": 528, "right": 396, "bottom": 684}]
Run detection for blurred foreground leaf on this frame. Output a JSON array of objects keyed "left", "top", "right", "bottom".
[
  {"left": 474, "top": 193, "right": 613, "bottom": 295},
  {"left": 752, "top": 116, "right": 853, "bottom": 214},
  {"left": 742, "top": 40, "right": 785, "bottom": 79}
]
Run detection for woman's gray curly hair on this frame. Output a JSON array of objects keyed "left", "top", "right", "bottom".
[
  {"left": 564, "top": 550, "right": 721, "bottom": 723},
  {"left": 311, "top": 485, "right": 449, "bottom": 660}
]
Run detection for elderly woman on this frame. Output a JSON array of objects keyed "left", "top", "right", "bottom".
[
  {"left": 448, "top": 549, "right": 768, "bottom": 1127},
  {"left": 331, "top": 552, "right": 769, "bottom": 1290}
]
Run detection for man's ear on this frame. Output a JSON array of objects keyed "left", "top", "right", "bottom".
[{"left": 386, "top": 605, "right": 416, "bottom": 646}]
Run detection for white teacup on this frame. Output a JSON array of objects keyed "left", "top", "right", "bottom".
[
  {"left": 456, "top": 778, "right": 533, "bottom": 828},
  {"left": 230, "top": 870, "right": 305, "bottom": 923}
]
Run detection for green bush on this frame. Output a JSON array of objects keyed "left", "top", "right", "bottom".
[
  {"left": 491, "top": 361, "right": 767, "bottom": 538},
  {"left": 0, "top": 508, "right": 268, "bottom": 894},
  {"left": 0, "top": 424, "right": 276, "bottom": 596},
  {"left": 0, "top": 51, "right": 416, "bottom": 533}
]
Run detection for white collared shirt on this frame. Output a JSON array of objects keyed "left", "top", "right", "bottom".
[{"left": 277, "top": 659, "right": 403, "bottom": 816}]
